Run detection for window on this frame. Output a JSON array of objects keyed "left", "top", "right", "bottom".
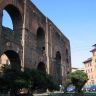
[
  {"left": 92, "top": 80, "right": 94, "bottom": 85},
  {"left": 91, "top": 75, "right": 93, "bottom": 79},
  {"left": 66, "top": 58, "right": 69, "bottom": 63},
  {"left": 90, "top": 63, "right": 91, "bottom": 66},
  {"left": 88, "top": 69, "right": 89, "bottom": 73}
]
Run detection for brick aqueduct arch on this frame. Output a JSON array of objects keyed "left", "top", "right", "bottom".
[{"left": 0, "top": 0, "right": 71, "bottom": 84}]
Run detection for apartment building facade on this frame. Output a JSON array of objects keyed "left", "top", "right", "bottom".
[{"left": 83, "top": 45, "right": 96, "bottom": 87}]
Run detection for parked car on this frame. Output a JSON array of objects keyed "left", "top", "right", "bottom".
[
  {"left": 66, "top": 84, "right": 76, "bottom": 92},
  {"left": 89, "top": 85, "right": 96, "bottom": 92}
]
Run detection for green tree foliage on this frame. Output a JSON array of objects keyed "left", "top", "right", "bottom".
[
  {"left": 0, "top": 65, "right": 59, "bottom": 95},
  {"left": 27, "top": 69, "right": 59, "bottom": 92},
  {"left": 66, "top": 70, "right": 88, "bottom": 92},
  {"left": 0, "top": 65, "right": 22, "bottom": 95}
]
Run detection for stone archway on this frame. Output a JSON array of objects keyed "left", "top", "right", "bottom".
[
  {"left": 1, "top": 4, "right": 23, "bottom": 43},
  {"left": 37, "top": 62, "right": 46, "bottom": 73},
  {"left": 37, "top": 27, "right": 45, "bottom": 55},
  {"left": 0, "top": 50, "right": 21, "bottom": 71},
  {"left": 55, "top": 51, "right": 62, "bottom": 84}
]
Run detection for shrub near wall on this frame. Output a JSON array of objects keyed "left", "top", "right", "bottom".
[
  {"left": 49, "top": 93, "right": 96, "bottom": 96},
  {"left": 0, "top": 94, "right": 10, "bottom": 96}
]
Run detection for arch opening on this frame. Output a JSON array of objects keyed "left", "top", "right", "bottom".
[
  {"left": 2, "top": 4, "right": 22, "bottom": 42},
  {"left": 37, "top": 28, "right": 45, "bottom": 55},
  {"left": 2, "top": 10, "right": 13, "bottom": 30},
  {"left": 37, "top": 62, "right": 46, "bottom": 73},
  {"left": 55, "top": 51, "right": 62, "bottom": 84},
  {"left": 66, "top": 48, "right": 69, "bottom": 63},
  {"left": 0, "top": 50, "right": 21, "bottom": 71}
]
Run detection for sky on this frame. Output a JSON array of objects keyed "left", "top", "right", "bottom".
[{"left": 2, "top": 0, "right": 96, "bottom": 68}]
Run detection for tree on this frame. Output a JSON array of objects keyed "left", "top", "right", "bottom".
[
  {"left": 0, "top": 65, "right": 30, "bottom": 95},
  {"left": 29, "top": 69, "right": 59, "bottom": 92},
  {"left": 66, "top": 70, "right": 88, "bottom": 92},
  {"left": 0, "top": 65, "right": 59, "bottom": 95},
  {"left": 63, "top": 76, "right": 72, "bottom": 92}
]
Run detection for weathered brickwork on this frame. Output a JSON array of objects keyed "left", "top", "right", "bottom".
[{"left": 0, "top": 0, "right": 71, "bottom": 84}]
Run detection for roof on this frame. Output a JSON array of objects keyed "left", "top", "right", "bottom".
[
  {"left": 92, "top": 44, "right": 96, "bottom": 47},
  {"left": 72, "top": 67, "right": 78, "bottom": 70},
  {"left": 90, "top": 48, "right": 96, "bottom": 52},
  {"left": 83, "top": 58, "right": 92, "bottom": 64}
]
